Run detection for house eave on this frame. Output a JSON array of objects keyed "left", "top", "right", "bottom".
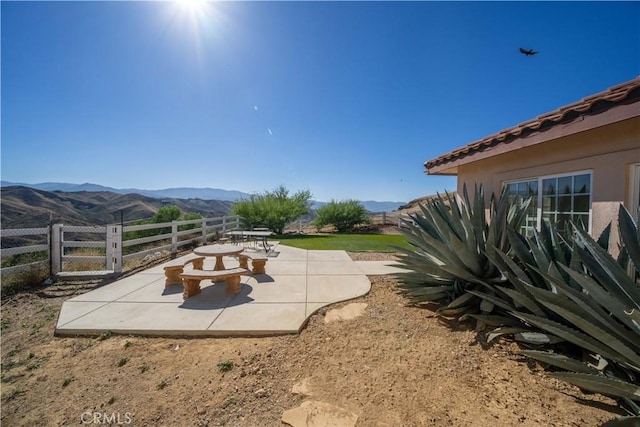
[{"left": 424, "top": 101, "right": 640, "bottom": 176}]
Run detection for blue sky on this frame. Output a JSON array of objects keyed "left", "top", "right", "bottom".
[{"left": 2, "top": 1, "right": 639, "bottom": 203}]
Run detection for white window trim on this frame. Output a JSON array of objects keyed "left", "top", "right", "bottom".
[
  {"left": 629, "top": 163, "right": 640, "bottom": 215},
  {"left": 503, "top": 170, "right": 593, "bottom": 234}
]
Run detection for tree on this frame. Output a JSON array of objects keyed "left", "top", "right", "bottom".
[
  {"left": 314, "top": 200, "right": 370, "bottom": 233},
  {"left": 153, "top": 206, "right": 181, "bottom": 224},
  {"left": 232, "top": 185, "right": 312, "bottom": 235}
]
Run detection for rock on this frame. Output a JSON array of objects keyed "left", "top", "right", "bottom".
[
  {"left": 281, "top": 401, "right": 358, "bottom": 427},
  {"left": 291, "top": 377, "right": 313, "bottom": 396},
  {"left": 324, "top": 303, "right": 368, "bottom": 323},
  {"left": 254, "top": 388, "right": 268, "bottom": 398}
]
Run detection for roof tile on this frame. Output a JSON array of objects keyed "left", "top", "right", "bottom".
[{"left": 425, "top": 76, "right": 640, "bottom": 169}]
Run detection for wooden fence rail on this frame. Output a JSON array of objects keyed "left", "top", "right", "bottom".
[{"left": 1, "top": 215, "right": 243, "bottom": 278}]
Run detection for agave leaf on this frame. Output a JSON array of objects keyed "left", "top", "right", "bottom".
[
  {"left": 469, "top": 314, "right": 523, "bottom": 327},
  {"left": 529, "top": 234, "right": 551, "bottom": 274},
  {"left": 439, "top": 264, "right": 495, "bottom": 288},
  {"left": 544, "top": 219, "right": 571, "bottom": 265},
  {"left": 480, "top": 298, "right": 495, "bottom": 313},
  {"left": 438, "top": 306, "right": 473, "bottom": 317},
  {"left": 487, "top": 327, "right": 530, "bottom": 343},
  {"left": 520, "top": 271, "right": 640, "bottom": 358},
  {"left": 601, "top": 416, "right": 640, "bottom": 427},
  {"left": 558, "top": 264, "right": 640, "bottom": 336},
  {"left": 549, "top": 372, "right": 640, "bottom": 401},
  {"left": 513, "top": 312, "right": 630, "bottom": 365},
  {"left": 467, "top": 290, "right": 515, "bottom": 312},
  {"left": 597, "top": 222, "right": 612, "bottom": 252},
  {"left": 496, "top": 284, "right": 547, "bottom": 317},
  {"left": 534, "top": 299, "right": 640, "bottom": 368},
  {"left": 550, "top": 267, "right": 640, "bottom": 352},
  {"left": 522, "top": 350, "right": 599, "bottom": 374},
  {"left": 470, "top": 184, "right": 487, "bottom": 255},
  {"left": 490, "top": 246, "right": 530, "bottom": 283},
  {"left": 514, "top": 332, "right": 564, "bottom": 345},
  {"left": 619, "top": 204, "right": 640, "bottom": 274},
  {"left": 445, "top": 292, "right": 477, "bottom": 309},
  {"left": 447, "top": 231, "right": 484, "bottom": 276},
  {"left": 573, "top": 225, "right": 640, "bottom": 309},
  {"left": 508, "top": 227, "right": 536, "bottom": 267}
]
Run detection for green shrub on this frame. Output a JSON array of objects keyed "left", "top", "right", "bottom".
[
  {"left": 313, "top": 200, "right": 371, "bottom": 233},
  {"left": 231, "top": 185, "right": 312, "bottom": 235},
  {"left": 217, "top": 360, "right": 234, "bottom": 373}
]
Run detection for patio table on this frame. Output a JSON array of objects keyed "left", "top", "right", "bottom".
[
  {"left": 194, "top": 244, "right": 244, "bottom": 273},
  {"left": 225, "top": 230, "right": 273, "bottom": 252}
]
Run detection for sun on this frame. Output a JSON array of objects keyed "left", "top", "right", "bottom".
[{"left": 175, "top": 0, "right": 208, "bottom": 17}]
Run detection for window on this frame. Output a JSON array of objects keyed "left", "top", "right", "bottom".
[
  {"left": 504, "top": 180, "right": 538, "bottom": 237},
  {"left": 504, "top": 171, "right": 592, "bottom": 235},
  {"left": 629, "top": 163, "right": 640, "bottom": 215}
]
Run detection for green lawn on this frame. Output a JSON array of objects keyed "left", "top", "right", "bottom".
[{"left": 273, "top": 233, "right": 410, "bottom": 252}]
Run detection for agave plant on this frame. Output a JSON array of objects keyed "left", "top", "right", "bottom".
[
  {"left": 478, "top": 205, "right": 640, "bottom": 424},
  {"left": 393, "top": 184, "right": 530, "bottom": 316}
]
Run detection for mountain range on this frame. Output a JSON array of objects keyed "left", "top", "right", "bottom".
[
  {"left": 0, "top": 181, "right": 406, "bottom": 213},
  {"left": 0, "top": 186, "right": 235, "bottom": 229}
]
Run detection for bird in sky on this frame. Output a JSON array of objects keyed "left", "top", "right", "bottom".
[{"left": 519, "top": 47, "right": 538, "bottom": 56}]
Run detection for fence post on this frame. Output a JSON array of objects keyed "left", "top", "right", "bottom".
[
  {"left": 222, "top": 216, "right": 227, "bottom": 233},
  {"left": 106, "top": 225, "right": 123, "bottom": 273},
  {"left": 201, "top": 218, "right": 208, "bottom": 245},
  {"left": 51, "top": 224, "right": 63, "bottom": 275},
  {"left": 171, "top": 221, "right": 178, "bottom": 255}
]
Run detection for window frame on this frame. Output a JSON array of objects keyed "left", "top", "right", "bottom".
[{"left": 503, "top": 170, "right": 593, "bottom": 234}]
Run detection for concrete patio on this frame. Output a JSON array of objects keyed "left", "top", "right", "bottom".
[{"left": 55, "top": 244, "right": 407, "bottom": 337}]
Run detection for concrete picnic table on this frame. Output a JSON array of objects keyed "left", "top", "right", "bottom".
[{"left": 194, "top": 244, "right": 244, "bottom": 272}]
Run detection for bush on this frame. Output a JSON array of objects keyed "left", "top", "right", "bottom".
[
  {"left": 231, "top": 186, "right": 312, "bottom": 235},
  {"left": 314, "top": 200, "right": 371, "bottom": 233}
]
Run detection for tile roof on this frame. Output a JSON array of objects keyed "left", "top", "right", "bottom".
[{"left": 425, "top": 76, "right": 640, "bottom": 171}]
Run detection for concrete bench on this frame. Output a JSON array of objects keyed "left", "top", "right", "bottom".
[
  {"left": 163, "top": 254, "right": 205, "bottom": 286},
  {"left": 180, "top": 267, "right": 249, "bottom": 298},
  {"left": 237, "top": 253, "right": 268, "bottom": 274}
]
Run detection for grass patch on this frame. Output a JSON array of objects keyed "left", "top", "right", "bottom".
[
  {"left": 275, "top": 233, "right": 409, "bottom": 252},
  {"left": 217, "top": 360, "right": 234, "bottom": 373}
]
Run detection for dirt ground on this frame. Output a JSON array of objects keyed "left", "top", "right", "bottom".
[{"left": 1, "top": 252, "right": 623, "bottom": 426}]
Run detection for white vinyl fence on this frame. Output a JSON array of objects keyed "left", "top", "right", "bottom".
[{"left": 1, "top": 215, "right": 243, "bottom": 278}]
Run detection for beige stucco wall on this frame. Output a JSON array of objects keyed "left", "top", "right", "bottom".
[{"left": 456, "top": 116, "right": 640, "bottom": 245}]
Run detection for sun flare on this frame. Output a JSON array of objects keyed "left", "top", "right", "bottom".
[{"left": 175, "top": 0, "right": 207, "bottom": 13}]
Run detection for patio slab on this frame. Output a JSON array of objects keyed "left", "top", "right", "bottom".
[{"left": 55, "top": 245, "right": 400, "bottom": 337}]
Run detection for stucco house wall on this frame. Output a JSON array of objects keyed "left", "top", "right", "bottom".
[{"left": 456, "top": 116, "right": 640, "bottom": 238}]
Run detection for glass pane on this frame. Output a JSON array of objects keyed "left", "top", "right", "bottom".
[
  {"left": 558, "top": 195, "right": 571, "bottom": 212},
  {"left": 574, "top": 174, "right": 590, "bottom": 194},
  {"left": 558, "top": 176, "right": 572, "bottom": 195},
  {"left": 543, "top": 196, "right": 555, "bottom": 212},
  {"left": 528, "top": 181, "right": 538, "bottom": 196},
  {"left": 506, "top": 183, "right": 517, "bottom": 196},
  {"left": 517, "top": 183, "right": 528, "bottom": 197},
  {"left": 543, "top": 179, "right": 556, "bottom": 195},
  {"left": 574, "top": 195, "right": 590, "bottom": 213}
]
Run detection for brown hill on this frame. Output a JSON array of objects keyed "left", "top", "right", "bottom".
[
  {"left": 396, "top": 192, "right": 457, "bottom": 214},
  {"left": 0, "top": 186, "right": 234, "bottom": 229}
]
